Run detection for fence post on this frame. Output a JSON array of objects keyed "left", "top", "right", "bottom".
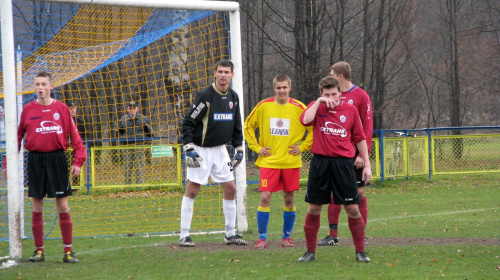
[
  {"left": 427, "top": 129, "right": 432, "bottom": 179},
  {"left": 379, "top": 130, "right": 385, "bottom": 181}
]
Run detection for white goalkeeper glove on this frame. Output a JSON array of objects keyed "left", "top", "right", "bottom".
[
  {"left": 184, "top": 143, "right": 202, "bottom": 168},
  {"left": 231, "top": 146, "right": 244, "bottom": 168}
]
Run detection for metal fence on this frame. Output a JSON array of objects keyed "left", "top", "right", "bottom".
[
  {"left": 248, "top": 126, "right": 500, "bottom": 183},
  {"left": 4, "top": 126, "right": 499, "bottom": 190},
  {"left": 367, "top": 126, "right": 499, "bottom": 180}
]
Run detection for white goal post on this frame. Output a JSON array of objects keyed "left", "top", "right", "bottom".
[{"left": 0, "top": 0, "right": 247, "bottom": 260}]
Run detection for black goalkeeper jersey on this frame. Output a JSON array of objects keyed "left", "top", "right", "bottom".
[{"left": 182, "top": 83, "right": 243, "bottom": 147}]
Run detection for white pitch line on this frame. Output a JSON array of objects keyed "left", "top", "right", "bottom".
[{"left": 64, "top": 207, "right": 500, "bottom": 256}]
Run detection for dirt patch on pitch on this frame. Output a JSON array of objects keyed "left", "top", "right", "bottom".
[{"left": 161, "top": 237, "right": 498, "bottom": 252}]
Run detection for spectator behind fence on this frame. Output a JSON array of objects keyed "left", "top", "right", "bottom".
[
  {"left": 67, "top": 102, "right": 86, "bottom": 187},
  {"left": 67, "top": 102, "right": 86, "bottom": 141},
  {"left": 118, "top": 101, "right": 153, "bottom": 185}
]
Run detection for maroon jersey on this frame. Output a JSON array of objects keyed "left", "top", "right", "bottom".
[
  {"left": 340, "top": 85, "right": 373, "bottom": 153},
  {"left": 18, "top": 100, "right": 86, "bottom": 167},
  {"left": 300, "top": 100, "right": 366, "bottom": 158}
]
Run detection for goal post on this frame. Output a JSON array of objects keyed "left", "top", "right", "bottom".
[
  {"left": 1, "top": 0, "right": 23, "bottom": 261},
  {"left": 1, "top": 0, "right": 247, "bottom": 260}
]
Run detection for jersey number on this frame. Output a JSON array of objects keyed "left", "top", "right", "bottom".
[{"left": 260, "top": 179, "right": 268, "bottom": 188}]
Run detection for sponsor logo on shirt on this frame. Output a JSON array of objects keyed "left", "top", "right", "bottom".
[
  {"left": 320, "top": 122, "right": 347, "bottom": 138},
  {"left": 190, "top": 103, "right": 206, "bottom": 119},
  {"left": 270, "top": 118, "right": 290, "bottom": 136},
  {"left": 213, "top": 113, "right": 233, "bottom": 121},
  {"left": 36, "top": 121, "right": 63, "bottom": 134}
]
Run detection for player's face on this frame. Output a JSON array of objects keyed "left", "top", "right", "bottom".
[
  {"left": 273, "top": 81, "right": 291, "bottom": 104},
  {"left": 34, "top": 77, "right": 54, "bottom": 99},
  {"left": 128, "top": 106, "right": 138, "bottom": 116},
  {"left": 321, "top": 87, "right": 341, "bottom": 102},
  {"left": 214, "top": 66, "right": 234, "bottom": 89},
  {"left": 69, "top": 107, "right": 77, "bottom": 116}
]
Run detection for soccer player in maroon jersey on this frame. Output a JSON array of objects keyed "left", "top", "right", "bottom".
[
  {"left": 3, "top": 71, "right": 86, "bottom": 263},
  {"left": 298, "top": 76, "right": 371, "bottom": 262},
  {"left": 318, "top": 61, "right": 374, "bottom": 247}
]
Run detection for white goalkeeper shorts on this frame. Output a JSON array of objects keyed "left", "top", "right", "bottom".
[{"left": 186, "top": 144, "right": 234, "bottom": 185}]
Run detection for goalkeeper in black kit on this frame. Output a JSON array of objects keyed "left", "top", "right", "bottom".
[{"left": 177, "top": 59, "right": 247, "bottom": 247}]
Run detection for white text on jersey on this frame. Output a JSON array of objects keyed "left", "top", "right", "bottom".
[{"left": 213, "top": 113, "right": 233, "bottom": 120}]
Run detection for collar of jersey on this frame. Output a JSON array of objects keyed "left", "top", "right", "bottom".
[{"left": 212, "top": 83, "right": 229, "bottom": 95}]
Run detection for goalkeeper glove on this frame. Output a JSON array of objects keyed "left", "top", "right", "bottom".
[
  {"left": 231, "top": 146, "right": 244, "bottom": 168},
  {"left": 184, "top": 143, "right": 202, "bottom": 168}
]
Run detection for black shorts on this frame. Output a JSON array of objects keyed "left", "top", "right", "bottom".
[
  {"left": 27, "top": 150, "right": 72, "bottom": 199},
  {"left": 355, "top": 167, "right": 365, "bottom": 187},
  {"left": 305, "top": 155, "right": 359, "bottom": 205}
]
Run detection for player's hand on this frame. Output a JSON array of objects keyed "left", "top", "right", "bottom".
[
  {"left": 184, "top": 143, "right": 203, "bottom": 168},
  {"left": 259, "top": 147, "right": 272, "bottom": 157},
  {"left": 318, "top": 96, "right": 340, "bottom": 108},
  {"left": 231, "top": 146, "right": 244, "bottom": 168},
  {"left": 354, "top": 156, "right": 364, "bottom": 169},
  {"left": 71, "top": 165, "right": 81, "bottom": 178},
  {"left": 362, "top": 165, "right": 372, "bottom": 186},
  {"left": 288, "top": 145, "right": 301, "bottom": 156}
]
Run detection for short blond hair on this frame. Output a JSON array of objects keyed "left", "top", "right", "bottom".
[
  {"left": 35, "top": 71, "right": 52, "bottom": 82},
  {"left": 330, "top": 61, "right": 351, "bottom": 81},
  {"left": 273, "top": 74, "right": 291, "bottom": 88}
]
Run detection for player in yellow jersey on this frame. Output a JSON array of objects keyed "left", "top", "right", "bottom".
[{"left": 244, "top": 74, "right": 313, "bottom": 248}]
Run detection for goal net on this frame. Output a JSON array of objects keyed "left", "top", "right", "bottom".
[{"left": 0, "top": 0, "right": 246, "bottom": 258}]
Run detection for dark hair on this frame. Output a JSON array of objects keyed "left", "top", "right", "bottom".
[
  {"left": 318, "top": 76, "right": 341, "bottom": 92},
  {"left": 35, "top": 71, "right": 52, "bottom": 81},
  {"left": 128, "top": 101, "right": 139, "bottom": 108},
  {"left": 215, "top": 59, "right": 234, "bottom": 72}
]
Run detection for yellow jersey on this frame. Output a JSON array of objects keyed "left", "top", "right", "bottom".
[{"left": 244, "top": 97, "right": 313, "bottom": 168}]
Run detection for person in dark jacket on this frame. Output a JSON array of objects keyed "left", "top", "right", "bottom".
[
  {"left": 118, "top": 101, "right": 153, "bottom": 185},
  {"left": 67, "top": 101, "right": 86, "bottom": 187},
  {"left": 67, "top": 102, "right": 86, "bottom": 141}
]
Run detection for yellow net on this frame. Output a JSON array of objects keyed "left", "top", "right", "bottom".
[{"left": 0, "top": 1, "right": 232, "bottom": 243}]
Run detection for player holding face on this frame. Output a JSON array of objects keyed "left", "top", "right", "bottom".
[
  {"left": 298, "top": 76, "right": 371, "bottom": 262},
  {"left": 178, "top": 59, "right": 247, "bottom": 247},
  {"left": 318, "top": 61, "right": 374, "bottom": 247},
  {"left": 244, "top": 74, "right": 313, "bottom": 249},
  {"left": 3, "top": 71, "right": 86, "bottom": 263}
]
